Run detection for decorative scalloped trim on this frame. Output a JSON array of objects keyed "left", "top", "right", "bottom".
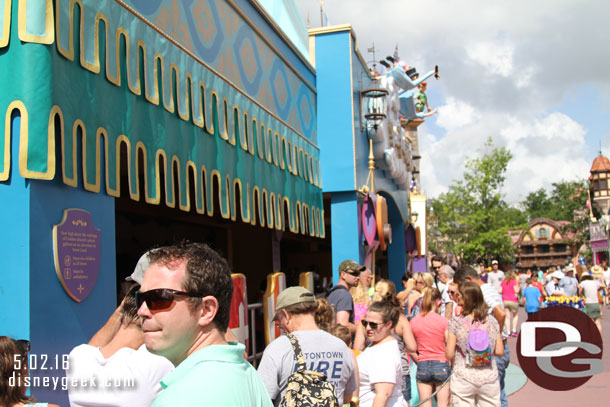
[{"left": 53, "top": 0, "right": 323, "bottom": 189}]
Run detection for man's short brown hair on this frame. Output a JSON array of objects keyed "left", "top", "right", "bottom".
[
  {"left": 283, "top": 301, "right": 318, "bottom": 315},
  {"left": 147, "top": 242, "right": 233, "bottom": 332}
]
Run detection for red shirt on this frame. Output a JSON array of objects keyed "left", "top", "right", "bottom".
[{"left": 410, "top": 312, "right": 448, "bottom": 362}]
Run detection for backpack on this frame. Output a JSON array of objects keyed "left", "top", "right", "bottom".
[
  {"left": 463, "top": 318, "right": 492, "bottom": 368},
  {"left": 280, "top": 333, "right": 339, "bottom": 407}
]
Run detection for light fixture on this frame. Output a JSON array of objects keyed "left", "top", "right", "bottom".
[
  {"left": 410, "top": 211, "right": 418, "bottom": 224},
  {"left": 360, "top": 88, "right": 388, "bottom": 133}
]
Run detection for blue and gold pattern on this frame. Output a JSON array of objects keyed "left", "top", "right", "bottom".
[{"left": 0, "top": 0, "right": 323, "bottom": 237}]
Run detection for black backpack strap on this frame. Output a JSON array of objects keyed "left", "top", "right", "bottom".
[{"left": 286, "top": 333, "right": 306, "bottom": 373}]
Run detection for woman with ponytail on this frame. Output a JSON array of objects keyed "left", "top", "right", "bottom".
[
  {"left": 357, "top": 300, "right": 407, "bottom": 407},
  {"left": 355, "top": 280, "right": 417, "bottom": 405},
  {"left": 409, "top": 288, "right": 450, "bottom": 407}
]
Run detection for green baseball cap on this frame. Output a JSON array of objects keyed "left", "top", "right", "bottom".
[
  {"left": 339, "top": 259, "right": 366, "bottom": 273},
  {"left": 273, "top": 286, "right": 316, "bottom": 320}
]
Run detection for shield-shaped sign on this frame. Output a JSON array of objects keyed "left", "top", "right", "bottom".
[
  {"left": 362, "top": 193, "right": 377, "bottom": 246},
  {"left": 52, "top": 209, "right": 101, "bottom": 302}
]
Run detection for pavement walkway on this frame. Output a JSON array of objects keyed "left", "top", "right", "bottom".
[{"left": 506, "top": 306, "right": 609, "bottom": 406}]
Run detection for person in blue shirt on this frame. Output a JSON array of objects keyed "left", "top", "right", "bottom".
[{"left": 521, "top": 278, "right": 543, "bottom": 319}]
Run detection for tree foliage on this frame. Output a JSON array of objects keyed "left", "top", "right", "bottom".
[{"left": 429, "top": 138, "right": 520, "bottom": 265}]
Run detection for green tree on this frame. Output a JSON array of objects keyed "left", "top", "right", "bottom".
[
  {"left": 429, "top": 138, "right": 517, "bottom": 264},
  {"left": 521, "top": 188, "right": 552, "bottom": 220}
]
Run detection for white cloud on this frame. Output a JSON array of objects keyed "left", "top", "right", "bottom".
[
  {"left": 419, "top": 109, "right": 590, "bottom": 203},
  {"left": 466, "top": 41, "right": 515, "bottom": 77},
  {"left": 436, "top": 97, "right": 481, "bottom": 131}
]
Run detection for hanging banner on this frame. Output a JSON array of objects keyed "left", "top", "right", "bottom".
[
  {"left": 590, "top": 221, "right": 609, "bottom": 252},
  {"left": 52, "top": 209, "right": 101, "bottom": 302}
]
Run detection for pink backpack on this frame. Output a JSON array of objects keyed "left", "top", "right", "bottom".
[{"left": 463, "top": 318, "right": 492, "bottom": 368}]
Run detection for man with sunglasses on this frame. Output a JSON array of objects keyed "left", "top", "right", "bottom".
[
  {"left": 136, "top": 242, "right": 271, "bottom": 407},
  {"left": 327, "top": 260, "right": 366, "bottom": 334},
  {"left": 257, "top": 286, "right": 357, "bottom": 406}
]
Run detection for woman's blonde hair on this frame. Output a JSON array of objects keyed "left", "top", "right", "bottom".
[
  {"left": 504, "top": 271, "right": 516, "bottom": 281},
  {"left": 420, "top": 288, "right": 442, "bottom": 315},
  {"left": 419, "top": 272, "right": 435, "bottom": 289},
  {"left": 372, "top": 279, "right": 397, "bottom": 302},
  {"left": 350, "top": 280, "right": 371, "bottom": 304}
]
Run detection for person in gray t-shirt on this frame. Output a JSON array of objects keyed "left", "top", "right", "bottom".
[
  {"left": 327, "top": 260, "right": 365, "bottom": 334},
  {"left": 257, "top": 287, "right": 357, "bottom": 406}
]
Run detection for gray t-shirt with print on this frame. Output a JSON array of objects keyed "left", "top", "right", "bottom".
[{"left": 257, "top": 330, "right": 357, "bottom": 406}]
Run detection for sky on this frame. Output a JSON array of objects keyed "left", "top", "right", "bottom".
[{"left": 296, "top": 0, "right": 610, "bottom": 204}]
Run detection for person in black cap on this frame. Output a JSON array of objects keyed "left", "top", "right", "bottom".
[{"left": 328, "top": 260, "right": 365, "bottom": 334}]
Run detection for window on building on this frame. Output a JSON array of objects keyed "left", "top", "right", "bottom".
[
  {"left": 537, "top": 228, "right": 548, "bottom": 239},
  {"left": 522, "top": 246, "right": 534, "bottom": 254},
  {"left": 539, "top": 244, "right": 550, "bottom": 253}
]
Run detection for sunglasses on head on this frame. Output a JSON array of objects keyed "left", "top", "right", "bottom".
[
  {"left": 136, "top": 288, "right": 200, "bottom": 311},
  {"left": 361, "top": 319, "right": 383, "bottom": 330}
]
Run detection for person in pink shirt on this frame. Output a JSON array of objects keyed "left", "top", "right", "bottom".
[
  {"left": 499, "top": 271, "right": 520, "bottom": 337},
  {"left": 410, "top": 288, "right": 450, "bottom": 407}
]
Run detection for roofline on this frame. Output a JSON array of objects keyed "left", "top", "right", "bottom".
[{"left": 308, "top": 24, "right": 375, "bottom": 81}]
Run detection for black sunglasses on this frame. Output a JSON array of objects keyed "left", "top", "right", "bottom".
[
  {"left": 345, "top": 270, "right": 361, "bottom": 277},
  {"left": 136, "top": 288, "right": 201, "bottom": 311},
  {"left": 361, "top": 319, "right": 383, "bottom": 330}
]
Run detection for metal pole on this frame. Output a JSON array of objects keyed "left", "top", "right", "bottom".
[
  {"left": 369, "top": 139, "right": 376, "bottom": 285},
  {"left": 320, "top": 0, "right": 324, "bottom": 26}
]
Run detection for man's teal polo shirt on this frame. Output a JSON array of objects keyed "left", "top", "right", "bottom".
[{"left": 152, "top": 342, "right": 272, "bottom": 407}]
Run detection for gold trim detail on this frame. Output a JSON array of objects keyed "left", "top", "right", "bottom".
[
  {"left": 15, "top": 101, "right": 55, "bottom": 180},
  {"left": 53, "top": 1, "right": 321, "bottom": 187},
  {"left": 18, "top": 0, "right": 54, "bottom": 44},
  {"left": 0, "top": 0, "right": 11, "bottom": 48},
  {"left": 112, "top": 0, "right": 318, "bottom": 148}
]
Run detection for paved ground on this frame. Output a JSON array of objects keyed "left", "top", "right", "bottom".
[{"left": 507, "top": 306, "right": 609, "bottom": 406}]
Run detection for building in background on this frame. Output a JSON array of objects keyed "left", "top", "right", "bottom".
[
  {"left": 589, "top": 154, "right": 610, "bottom": 264},
  {"left": 514, "top": 218, "right": 572, "bottom": 271}
]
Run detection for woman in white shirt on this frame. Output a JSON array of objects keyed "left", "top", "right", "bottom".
[
  {"left": 358, "top": 301, "right": 407, "bottom": 407},
  {"left": 579, "top": 274, "right": 603, "bottom": 334}
]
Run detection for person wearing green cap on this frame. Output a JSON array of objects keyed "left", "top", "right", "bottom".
[
  {"left": 328, "top": 260, "right": 366, "bottom": 334},
  {"left": 257, "top": 286, "right": 357, "bottom": 406}
]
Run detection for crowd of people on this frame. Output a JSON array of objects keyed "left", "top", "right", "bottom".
[{"left": 2, "top": 247, "right": 608, "bottom": 407}]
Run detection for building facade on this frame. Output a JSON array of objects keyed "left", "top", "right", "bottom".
[
  {"left": 514, "top": 218, "right": 572, "bottom": 271},
  {"left": 0, "top": 1, "right": 322, "bottom": 403}
]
